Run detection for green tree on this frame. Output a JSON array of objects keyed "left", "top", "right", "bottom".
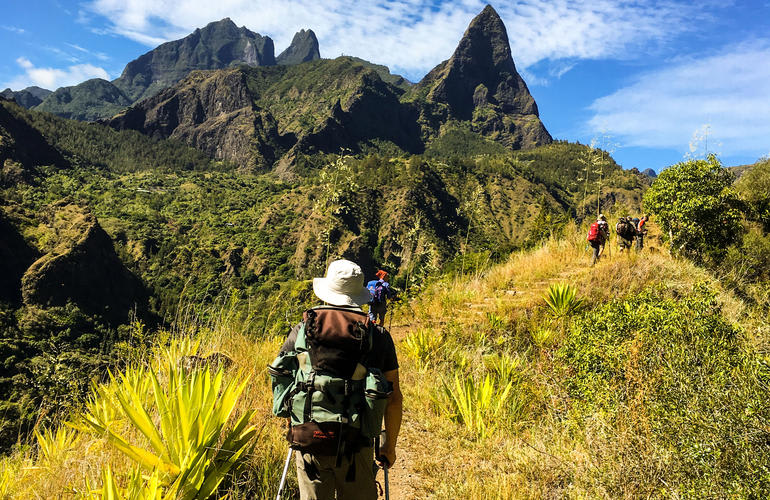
[
  {"left": 643, "top": 154, "right": 742, "bottom": 261},
  {"left": 735, "top": 157, "right": 770, "bottom": 232}
]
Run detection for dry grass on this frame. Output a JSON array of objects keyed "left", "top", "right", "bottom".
[
  {"left": 386, "top": 220, "right": 767, "bottom": 498},
  {"left": 3, "top": 220, "right": 766, "bottom": 499}
]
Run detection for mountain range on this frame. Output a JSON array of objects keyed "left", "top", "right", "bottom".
[{"left": 105, "top": 6, "right": 551, "bottom": 171}]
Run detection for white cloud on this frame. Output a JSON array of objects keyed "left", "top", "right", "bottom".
[
  {"left": 83, "top": 0, "right": 706, "bottom": 81},
  {"left": 5, "top": 57, "right": 110, "bottom": 90},
  {"left": 588, "top": 42, "right": 770, "bottom": 156},
  {"left": 2, "top": 25, "right": 26, "bottom": 34}
]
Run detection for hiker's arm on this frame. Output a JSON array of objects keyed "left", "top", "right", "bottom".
[{"left": 380, "top": 368, "right": 402, "bottom": 467}]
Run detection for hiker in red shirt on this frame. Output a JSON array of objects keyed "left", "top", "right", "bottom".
[{"left": 637, "top": 215, "right": 649, "bottom": 251}]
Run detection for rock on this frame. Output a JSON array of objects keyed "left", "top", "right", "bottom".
[
  {"left": 113, "top": 18, "right": 276, "bottom": 102},
  {"left": 642, "top": 168, "right": 657, "bottom": 178},
  {"left": 106, "top": 68, "right": 289, "bottom": 170},
  {"left": 277, "top": 29, "right": 321, "bottom": 65},
  {"left": 413, "top": 4, "right": 552, "bottom": 149},
  {"left": 20, "top": 203, "right": 149, "bottom": 326}
]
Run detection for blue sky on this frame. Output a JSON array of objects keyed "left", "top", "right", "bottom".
[{"left": 2, "top": 0, "right": 769, "bottom": 171}]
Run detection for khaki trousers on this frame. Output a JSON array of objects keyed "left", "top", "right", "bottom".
[{"left": 295, "top": 446, "right": 377, "bottom": 500}]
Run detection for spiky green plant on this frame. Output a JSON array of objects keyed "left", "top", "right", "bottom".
[
  {"left": 78, "top": 361, "right": 256, "bottom": 500},
  {"left": 402, "top": 328, "right": 444, "bottom": 370},
  {"left": 35, "top": 426, "right": 80, "bottom": 463},
  {"left": 484, "top": 352, "right": 523, "bottom": 382},
  {"left": 543, "top": 283, "right": 584, "bottom": 320},
  {"left": 443, "top": 374, "right": 513, "bottom": 439},
  {"left": 85, "top": 466, "right": 165, "bottom": 500}
]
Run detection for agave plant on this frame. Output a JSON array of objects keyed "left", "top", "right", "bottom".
[
  {"left": 403, "top": 328, "right": 444, "bottom": 370},
  {"left": 443, "top": 374, "right": 513, "bottom": 439},
  {"left": 543, "top": 283, "right": 584, "bottom": 320},
  {"left": 35, "top": 426, "right": 80, "bottom": 463},
  {"left": 79, "top": 361, "right": 256, "bottom": 500},
  {"left": 84, "top": 467, "right": 165, "bottom": 500}
]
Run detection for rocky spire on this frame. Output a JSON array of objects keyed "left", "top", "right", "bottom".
[
  {"left": 424, "top": 5, "right": 538, "bottom": 119},
  {"left": 277, "top": 29, "right": 321, "bottom": 65},
  {"left": 416, "top": 4, "right": 551, "bottom": 148}
]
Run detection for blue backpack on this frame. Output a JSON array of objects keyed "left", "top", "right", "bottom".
[{"left": 367, "top": 279, "right": 388, "bottom": 304}]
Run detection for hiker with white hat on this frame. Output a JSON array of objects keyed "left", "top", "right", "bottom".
[{"left": 269, "top": 259, "right": 402, "bottom": 500}]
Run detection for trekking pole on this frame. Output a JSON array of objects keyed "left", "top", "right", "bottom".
[
  {"left": 375, "top": 430, "right": 390, "bottom": 500},
  {"left": 275, "top": 447, "right": 293, "bottom": 500}
]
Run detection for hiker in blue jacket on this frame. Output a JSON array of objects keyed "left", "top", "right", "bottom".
[{"left": 367, "top": 269, "right": 394, "bottom": 326}]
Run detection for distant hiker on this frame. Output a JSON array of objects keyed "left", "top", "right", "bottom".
[
  {"left": 587, "top": 215, "right": 608, "bottom": 266},
  {"left": 269, "top": 259, "right": 402, "bottom": 500},
  {"left": 597, "top": 214, "right": 609, "bottom": 259},
  {"left": 616, "top": 216, "right": 634, "bottom": 253},
  {"left": 367, "top": 269, "right": 394, "bottom": 326},
  {"left": 636, "top": 215, "right": 649, "bottom": 251}
]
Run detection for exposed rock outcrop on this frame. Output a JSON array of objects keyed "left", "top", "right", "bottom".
[
  {"left": 20, "top": 203, "right": 149, "bottom": 326},
  {"left": 413, "top": 5, "right": 551, "bottom": 149},
  {"left": 277, "top": 29, "right": 321, "bottom": 65},
  {"left": 107, "top": 68, "right": 288, "bottom": 169},
  {"left": 113, "top": 18, "right": 276, "bottom": 102}
]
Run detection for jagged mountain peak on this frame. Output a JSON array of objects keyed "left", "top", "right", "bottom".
[{"left": 277, "top": 29, "right": 321, "bottom": 65}]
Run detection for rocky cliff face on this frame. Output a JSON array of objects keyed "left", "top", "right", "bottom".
[
  {"left": 412, "top": 5, "right": 551, "bottom": 149},
  {"left": 107, "top": 68, "right": 288, "bottom": 169},
  {"left": 20, "top": 203, "right": 149, "bottom": 326},
  {"left": 113, "top": 18, "right": 276, "bottom": 102},
  {"left": 277, "top": 29, "right": 321, "bottom": 65}
]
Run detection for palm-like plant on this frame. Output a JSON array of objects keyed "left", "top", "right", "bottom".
[
  {"left": 78, "top": 362, "right": 256, "bottom": 499},
  {"left": 443, "top": 374, "right": 513, "bottom": 439},
  {"left": 403, "top": 328, "right": 444, "bottom": 370},
  {"left": 543, "top": 283, "right": 584, "bottom": 321}
]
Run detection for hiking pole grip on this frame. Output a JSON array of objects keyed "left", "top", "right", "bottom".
[{"left": 276, "top": 447, "right": 293, "bottom": 500}]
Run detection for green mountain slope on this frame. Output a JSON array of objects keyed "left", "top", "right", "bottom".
[{"left": 34, "top": 78, "right": 131, "bottom": 121}]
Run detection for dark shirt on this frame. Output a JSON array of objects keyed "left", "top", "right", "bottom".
[{"left": 280, "top": 306, "right": 399, "bottom": 373}]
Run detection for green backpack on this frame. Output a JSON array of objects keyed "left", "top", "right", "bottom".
[{"left": 268, "top": 306, "right": 392, "bottom": 456}]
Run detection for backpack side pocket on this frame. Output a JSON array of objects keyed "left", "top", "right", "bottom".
[
  {"left": 360, "top": 368, "right": 392, "bottom": 438},
  {"left": 268, "top": 351, "right": 298, "bottom": 418}
]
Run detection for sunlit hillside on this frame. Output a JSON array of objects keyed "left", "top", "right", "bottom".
[{"left": 3, "top": 220, "right": 768, "bottom": 499}]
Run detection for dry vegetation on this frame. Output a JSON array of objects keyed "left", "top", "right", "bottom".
[{"left": 2, "top": 220, "right": 768, "bottom": 499}]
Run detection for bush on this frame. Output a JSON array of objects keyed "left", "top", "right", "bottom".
[
  {"left": 643, "top": 154, "right": 742, "bottom": 262},
  {"left": 560, "top": 284, "right": 770, "bottom": 496}
]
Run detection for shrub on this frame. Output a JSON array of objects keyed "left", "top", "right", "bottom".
[
  {"left": 643, "top": 154, "right": 742, "bottom": 262},
  {"left": 560, "top": 284, "right": 770, "bottom": 496}
]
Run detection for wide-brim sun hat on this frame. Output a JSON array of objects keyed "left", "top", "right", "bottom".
[{"left": 313, "top": 259, "right": 372, "bottom": 307}]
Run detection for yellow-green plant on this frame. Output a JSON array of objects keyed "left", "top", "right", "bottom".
[
  {"left": 443, "top": 374, "right": 513, "bottom": 439},
  {"left": 85, "top": 466, "right": 165, "bottom": 500},
  {"left": 543, "top": 283, "right": 584, "bottom": 321},
  {"left": 403, "top": 328, "right": 444, "bottom": 370},
  {"left": 531, "top": 327, "right": 557, "bottom": 349},
  {"left": 35, "top": 426, "right": 80, "bottom": 462},
  {"left": 79, "top": 361, "right": 256, "bottom": 499},
  {"left": 484, "top": 352, "right": 522, "bottom": 382}
]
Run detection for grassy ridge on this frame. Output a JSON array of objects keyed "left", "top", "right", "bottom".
[{"left": 3, "top": 222, "right": 768, "bottom": 498}]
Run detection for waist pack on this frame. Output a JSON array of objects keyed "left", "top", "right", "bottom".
[{"left": 268, "top": 307, "right": 392, "bottom": 456}]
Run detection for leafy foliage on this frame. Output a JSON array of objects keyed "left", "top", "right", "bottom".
[
  {"left": 643, "top": 154, "right": 742, "bottom": 261},
  {"left": 560, "top": 284, "right": 770, "bottom": 496},
  {"left": 78, "top": 356, "right": 256, "bottom": 498}
]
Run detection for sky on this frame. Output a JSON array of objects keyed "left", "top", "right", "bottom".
[{"left": 1, "top": 0, "right": 769, "bottom": 172}]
